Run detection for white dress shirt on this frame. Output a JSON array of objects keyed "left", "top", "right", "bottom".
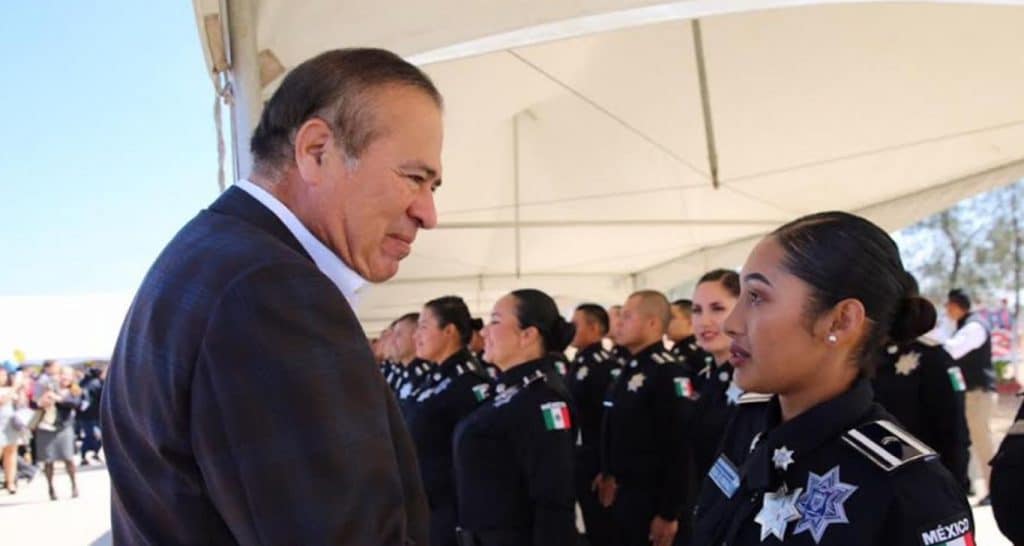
[
  {"left": 234, "top": 179, "right": 365, "bottom": 304},
  {"left": 943, "top": 320, "right": 988, "bottom": 360}
]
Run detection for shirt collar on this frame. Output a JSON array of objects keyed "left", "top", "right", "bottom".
[
  {"left": 742, "top": 378, "right": 875, "bottom": 490},
  {"left": 498, "top": 357, "right": 549, "bottom": 390},
  {"left": 234, "top": 179, "right": 366, "bottom": 304}
]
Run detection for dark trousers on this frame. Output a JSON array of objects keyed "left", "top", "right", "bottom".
[
  {"left": 610, "top": 482, "right": 689, "bottom": 546},
  {"left": 78, "top": 419, "right": 102, "bottom": 455},
  {"left": 576, "top": 455, "right": 618, "bottom": 546},
  {"left": 430, "top": 494, "right": 459, "bottom": 546}
]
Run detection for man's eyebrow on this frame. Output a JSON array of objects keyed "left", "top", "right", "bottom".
[
  {"left": 400, "top": 160, "right": 438, "bottom": 180},
  {"left": 743, "top": 272, "right": 772, "bottom": 286}
]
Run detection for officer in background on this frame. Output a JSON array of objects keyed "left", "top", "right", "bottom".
[
  {"left": 469, "top": 317, "right": 501, "bottom": 380},
  {"left": 667, "top": 299, "right": 714, "bottom": 390},
  {"left": 406, "top": 296, "right": 493, "bottom": 546},
  {"left": 943, "top": 288, "right": 996, "bottom": 503},
  {"left": 567, "top": 303, "right": 620, "bottom": 546},
  {"left": 389, "top": 313, "right": 434, "bottom": 402},
  {"left": 693, "top": 211, "right": 972, "bottom": 546},
  {"left": 453, "top": 289, "right": 577, "bottom": 546},
  {"left": 990, "top": 395, "right": 1024, "bottom": 544},
  {"left": 873, "top": 282, "right": 970, "bottom": 491},
  {"left": 596, "top": 290, "right": 697, "bottom": 546},
  {"left": 606, "top": 305, "right": 632, "bottom": 365}
]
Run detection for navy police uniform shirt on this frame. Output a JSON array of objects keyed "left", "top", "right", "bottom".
[
  {"left": 990, "top": 396, "right": 1024, "bottom": 544},
  {"left": 873, "top": 338, "right": 970, "bottom": 490},
  {"left": 472, "top": 350, "right": 502, "bottom": 381},
  {"left": 567, "top": 342, "right": 621, "bottom": 460},
  {"left": 453, "top": 356, "right": 577, "bottom": 546},
  {"left": 393, "top": 359, "right": 433, "bottom": 401},
  {"left": 601, "top": 342, "right": 698, "bottom": 522},
  {"left": 693, "top": 378, "right": 973, "bottom": 546},
  {"left": 671, "top": 335, "right": 716, "bottom": 393},
  {"left": 691, "top": 360, "right": 757, "bottom": 481},
  {"left": 406, "top": 349, "right": 493, "bottom": 546}
]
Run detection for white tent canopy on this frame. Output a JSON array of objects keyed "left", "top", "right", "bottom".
[{"left": 192, "top": 0, "right": 1024, "bottom": 333}]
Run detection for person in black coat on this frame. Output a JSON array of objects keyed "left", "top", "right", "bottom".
[
  {"left": 596, "top": 290, "right": 697, "bottom": 546},
  {"left": 693, "top": 211, "right": 972, "bottom": 546},
  {"left": 872, "top": 285, "right": 970, "bottom": 493},
  {"left": 405, "top": 296, "right": 493, "bottom": 546},
  {"left": 101, "top": 48, "right": 440, "bottom": 545},
  {"left": 567, "top": 303, "right": 620, "bottom": 546},
  {"left": 667, "top": 299, "right": 714, "bottom": 391},
  {"left": 453, "top": 289, "right": 577, "bottom": 546},
  {"left": 990, "top": 395, "right": 1024, "bottom": 544}
]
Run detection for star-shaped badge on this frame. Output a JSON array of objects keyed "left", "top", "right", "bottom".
[
  {"left": 726, "top": 381, "right": 744, "bottom": 405},
  {"left": 773, "top": 446, "right": 795, "bottom": 471},
  {"left": 627, "top": 373, "right": 646, "bottom": 392},
  {"left": 794, "top": 465, "right": 858, "bottom": 543},
  {"left": 894, "top": 351, "right": 921, "bottom": 376},
  {"left": 755, "top": 484, "right": 803, "bottom": 541}
]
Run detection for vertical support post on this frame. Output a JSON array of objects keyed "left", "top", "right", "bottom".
[
  {"left": 691, "top": 19, "right": 720, "bottom": 189},
  {"left": 224, "top": 0, "right": 261, "bottom": 183},
  {"left": 513, "top": 114, "right": 522, "bottom": 279}
]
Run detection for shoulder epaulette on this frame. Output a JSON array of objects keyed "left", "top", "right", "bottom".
[
  {"left": 737, "top": 392, "right": 772, "bottom": 405},
  {"left": 916, "top": 335, "right": 941, "bottom": 347},
  {"left": 652, "top": 352, "right": 666, "bottom": 364},
  {"left": 842, "top": 420, "right": 936, "bottom": 472}
]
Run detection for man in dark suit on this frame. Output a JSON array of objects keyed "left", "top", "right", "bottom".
[{"left": 101, "top": 48, "right": 443, "bottom": 545}]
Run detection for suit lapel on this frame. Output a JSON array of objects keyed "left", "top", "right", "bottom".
[{"left": 208, "top": 186, "right": 313, "bottom": 262}]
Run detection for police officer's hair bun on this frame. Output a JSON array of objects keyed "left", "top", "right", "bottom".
[
  {"left": 510, "top": 289, "right": 574, "bottom": 354},
  {"left": 424, "top": 295, "right": 474, "bottom": 346},
  {"left": 889, "top": 295, "right": 937, "bottom": 344},
  {"left": 550, "top": 319, "right": 577, "bottom": 353}
]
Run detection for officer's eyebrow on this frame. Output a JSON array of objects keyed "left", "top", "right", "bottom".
[{"left": 744, "top": 273, "right": 772, "bottom": 287}]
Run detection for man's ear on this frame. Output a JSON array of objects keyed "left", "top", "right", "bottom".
[{"left": 293, "top": 118, "right": 333, "bottom": 183}]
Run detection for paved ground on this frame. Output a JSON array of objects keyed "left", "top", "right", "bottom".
[{"left": 1, "top": 394, "right": 1019, "bottom": 545}]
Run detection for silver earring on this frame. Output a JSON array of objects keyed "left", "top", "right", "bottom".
[{"left": 827, "top": 334, "right": 838, "bottom": 344}]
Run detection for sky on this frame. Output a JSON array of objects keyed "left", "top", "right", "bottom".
[{"left": 0, "top": 1, "right": 221, "bottom": 359}]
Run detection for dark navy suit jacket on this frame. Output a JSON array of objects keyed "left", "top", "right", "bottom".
[{"left": 101, "top": 187, "right": 429, "bottom": 545}]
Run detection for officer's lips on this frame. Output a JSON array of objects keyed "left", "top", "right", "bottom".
[
  {"left": 730, "top": 342, "right": 751, "bottom": 367},
  {"left": 698, "top": 330, "right": 720, "bottom": 343}
]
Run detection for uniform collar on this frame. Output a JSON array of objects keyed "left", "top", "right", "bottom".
[
  {"left": 498, "top": 357, "right": 548, "bottom": 390},
  {"left": 743, "top": 378, "right": 875, "bottom": 491},
  {"left": 632, "top": 341, "right": 667, "bottom": 360},
  {"left": 437, "top": 349, "right": 472, "bottom": 376},
  {"left": 234, "top": 179, "right": 366, "bottom": 304},
  {"left": 577, "top": 342, "right": 606, "bottom": 360}
]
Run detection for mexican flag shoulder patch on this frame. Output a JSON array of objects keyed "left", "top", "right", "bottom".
[
  {"left": 541, "top": 401, "right": 572, "bottom": 431},
  {"left": 472, "top": 383, "right": 490, "bottom": 402},
  {"left": 674, "top": 377, "right": 694, "bottom": 399},
  {"left": 946, "top": 367, "right": 967, "bottom": 393}
]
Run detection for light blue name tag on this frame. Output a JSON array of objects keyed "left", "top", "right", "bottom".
[{"left": 709, "top": 455, "right": 741, "bottom": 498}]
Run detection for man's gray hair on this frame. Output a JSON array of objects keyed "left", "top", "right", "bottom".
[{"left": 250, "top": 48, "right": 442, "bottom": 179}]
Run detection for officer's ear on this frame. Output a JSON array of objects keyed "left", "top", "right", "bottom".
[
  {"left": 820, "top": 298, "right": 866, "bottom": 348},
  {"left": 442, "top": 323, "right": 460, "bottom": 343},
  {"left": 521, "top": 325, "right": 542, "bottom": 349}
]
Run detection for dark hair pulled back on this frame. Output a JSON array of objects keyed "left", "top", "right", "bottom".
[
  {"left": 424, "top": 296, "right": 473, "bottom": 346},
  {"left": 511, "top": 289, "right": 575, "bottom": 353},
  {"left": 772, "top": 211, "right": 934, "bottom": 374}
]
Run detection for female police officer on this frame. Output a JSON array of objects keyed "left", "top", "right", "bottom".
[
  {"left": 453, "top": 289, "right": 577, "bottom": 546},
  {"left": 408, "top": 296, "right": 493, "bottom": 546},
  {"left": 692, "top": 211, "right": 972, "bottom": 546}
]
